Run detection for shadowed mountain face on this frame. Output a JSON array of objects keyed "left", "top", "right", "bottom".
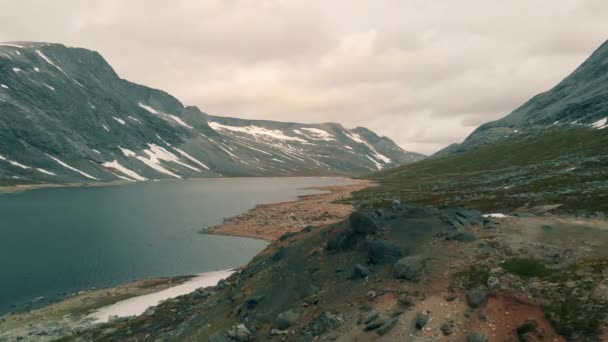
[
  {"left": 0, "top": 42, "right": 424, "bottom": 183},
  {"left": 437, "top": 40, "right": 608, "bottom": 156}
]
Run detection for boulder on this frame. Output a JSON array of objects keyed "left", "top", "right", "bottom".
[
  {"left": 487, "top": 276, "right": 500, "bottom": 289},
  {"left": 440, "top": 320, "right": 454, "bottom": 335},
  {"left": 393, "top": 255, "right": 425, "bottom": 280},
  {"left": 367, "top": 240, "right": 404, "bottom": 264},
  {"left": 447, "top": 231, "right": 477, "bottom": 242},
  {"left": 352, "top": 264, "right": 371, "bottom": 279},
  {"left": 377, "top": 316, "right": 400, "bottom": 336},
  {"left": 227, "top": 323, "right": 252, "bottom": 342},
  {"left": 349, "top": 211, "right": 379, "bottom": 234},
  {"left": 467, "top": 287, "right": 488, "bottom": 308},
  {"left": 326, "top": 229, "right": 360, "bottom": 251},
  {"left": 364, "top": 316, "right": 387, "bottom": 331},
  {"left": 302, "top": 312, "right": 344, "bottom": 339},
  {"left": 415, "top": 312, "right": 429, "bottom": 329},
  {"left": 468, "top": 332, "right": 488, "bottom": 342},
  {"left": 276, "top": 309, "right": 301, "bottom": 330}
]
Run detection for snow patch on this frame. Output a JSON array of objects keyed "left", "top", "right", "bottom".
[
  {"left": 89, "top": 270, "right": 234, "bottom": 323},
  {"left": 347, "top": 131, "right": 392, "bottom": 165},
  {"left": 119, "top": 147, "right": 136, "bottom": 157},
  {"left": 591, "top": 117, "right": 607, "bottom": 129},
  {"left": 36, "top": 168, "right": 56, "bottom": 176},
  {"left": 138, "top": 102, "right": 161, "bottom": 115},
  {"left": 299, "top": 128, "right": 335, "bottom": 141},
  {"left": 102, "top": 160, "right": 147, "bottom": 181},
  {"left": 0, "top": 43, "right": 24, "bottom": 48},
  {"left": 483, "top": 213, "right": 510, "bottom": 218},
  {"left": 113, "top": 117, "right": 126, "bottom": 125},
  {"left": 209, "top": 122, "right": 307, "bottom": 143},
  {"left": 36, "top": 50, "right": 65, "bottom": 74},
  {"left": 134, "top": 144, "right": 201, "bottom": 178},
  {"left": 168, "top": 115, "right": 192, "bottom": 129},
  {"left": 45, "top": 154, "right": 99, "bottom": 180},
  {"left": 174, "top": 148, "right": 210, "bottom": 170},
  {"left": 0, "top": 154, "right": 30, "bottom": 169},
  {"left": 12, "top": 67, "right": 21, "bottom": 73},
  {"left": 43, "top": 83, "right": 55, "bottom": 91},
  {"left": 102, "top": 124, "right": 110, "bottom": 132},
  {"left": 1, "top": 84, "right": 8, "bottom": 89}
]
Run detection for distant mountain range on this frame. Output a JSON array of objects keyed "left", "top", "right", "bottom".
[
  {"left": 437, "top": 40, "right": 608, "bottom": 155},
  {"left": 0, "top": 42, "right": 424, "bottom": 183}
]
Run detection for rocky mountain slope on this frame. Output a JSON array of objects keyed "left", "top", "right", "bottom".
[
  {"left": 0, "top": 42, "right": 423, "bottom": 183},
  {"left": 438, "top": 40, "right": 608, "bottom": 155}
]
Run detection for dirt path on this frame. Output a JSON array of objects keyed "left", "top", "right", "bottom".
[{"left": 205, "top": 179, "right": 372, "bottom": 241}]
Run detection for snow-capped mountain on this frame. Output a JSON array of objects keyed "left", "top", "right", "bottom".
[
  {"left": 0, "top": 42, "right": 424, "bottom": 183},
  {"left": 437, "top": 39, "right": 608, "bottom": 155}
]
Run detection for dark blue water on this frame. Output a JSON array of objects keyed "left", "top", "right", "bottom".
[{"left": 0, "top": 177, "right": 352, "bottom": 314}]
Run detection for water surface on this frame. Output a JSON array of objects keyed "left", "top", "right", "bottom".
[{"left": 0, "top": 177, "right": 353, "bottom": 314}]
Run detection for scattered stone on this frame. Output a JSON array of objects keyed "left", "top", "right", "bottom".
[
  {"left": 487, "top": 276, "right": 500, "bottom": 289},
  {"left": 244, "top": 295, "right": 264, "bottom": 309},
  {"left": 363, "top": 312, "right": 380, "bottom": 324},
  {"left": 367, "top": 240, "right": 404, "bottom": 264},
  {"left": 575, "top": 210, "right": 606, "bottom": 220},
  {"left": 227, "top": 323, "right": 252, "bottom": 341},
  {"left": 448, "top": 231, "right": 477, "bottom": 242},
  {"left": 352, "top": 264, "right": 371, "bottom": 279},
  {"left": 467, "top": 287, "right": 488, "bottom": 308},
  {"left": 440, "top": 320, "right": 454, "bottom": 335},
  {"left": 516, "top": 320, "right": 539, "bottom": 341},
  {"left": 393, "top": 255, "right": 425, "bottom": 280},
  {"left": 377, "top": 316, "right": 400, "bottom": 336},
  {"left": 269, "top": 329, "right": 288, "bottom": 336},
  {"left": 349, "top": 211, "right": 379, "bottom": 234},
  {"left": 391, "top": 200, "right": 402, "bottom": 210},
  {"left": 364, "top": 316, "right": 387, "bottom": 331},
  {"left": 468, "top": 331, "right": 488, "bottom": 342},
  {"left": 302, "top": 312, "right": 344, "bottom": 339},
  {"left": 276, "top": 309, "right": 301, "bottom": 330},
  {"left": 144, "top": 307, "right": 156, "bottom": 316},
  {"left": 415, "top": 311, "right": 429, "bottom": 330}
]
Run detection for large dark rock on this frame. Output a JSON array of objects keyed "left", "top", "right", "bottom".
[
  {"left": 301, "top": 312, "right": 344, "bottom": 341},
  {"left": 367, "top": 240, "right": 404, "bottom": 264},
  {"left": 393, "top": 255, "right": 425, "bottom": 280},
  {"left": 276, "top": 309, "right": 301, "bottom": 330},
  {"left": 352, "top": 264, "right": 371, "bottom": 279},
  {"left": 467, "top": 287, "right": 488, "bottom": 308},
  {"left": 349, "top": 211, "right": 380, "bottom": 234},
  {"left": 326, "top": 229, "right": 360, "bottom": 251}
]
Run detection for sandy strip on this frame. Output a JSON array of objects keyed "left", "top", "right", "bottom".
[
  {"left": 89, "top": 269, "right": 234, "bottom": 322},
  {"left": 205, "top": 179, "right": 372, "bottom": 241}
]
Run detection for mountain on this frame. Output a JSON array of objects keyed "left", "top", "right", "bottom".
[
  {"left": 437, "top": 40, "right": 608, "bottom": 155},
  {"left": 0, "top": 42, "right": 424, "bottom": 183}
]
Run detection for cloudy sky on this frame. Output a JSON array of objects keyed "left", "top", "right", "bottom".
[{"left": 1, "top": 1, "right": 607, "bottom": 154}]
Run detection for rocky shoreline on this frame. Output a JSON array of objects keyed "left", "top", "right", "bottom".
[
  {"left": 0, "top": 179, "right": 370, "bottom": 341},
  {"left": 205, "top": 179, "right": 372, "bottom": 241}
]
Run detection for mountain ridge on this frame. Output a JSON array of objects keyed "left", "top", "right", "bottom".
[
  {"left": 0, "top": 42, "right": 424, "bottom": 183},
  {"left": 436, "top": 39, "right": 608, "bottom": 155}
]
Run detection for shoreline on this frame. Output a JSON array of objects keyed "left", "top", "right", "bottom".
[
  {"left": 204, "top": 179, "right": 372, "bottom": 241},
  {"left": 0, "top": 177, "right": 370, "bottom": 340}
]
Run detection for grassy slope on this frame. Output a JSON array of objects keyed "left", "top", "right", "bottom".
[{"left": 353, "top": 127, "right": 608, "bottom": 213}]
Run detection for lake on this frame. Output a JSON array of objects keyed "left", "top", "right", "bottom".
[{"left": 0, "top": 177, "right": 353, "bottom": 314}]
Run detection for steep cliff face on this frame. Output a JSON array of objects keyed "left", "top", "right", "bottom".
[
  {"left": 0, "top": 42, "right": 424, "bottom": 182},
  {"left": 437, "top": 40, "right": 608, "bottom": 155}
]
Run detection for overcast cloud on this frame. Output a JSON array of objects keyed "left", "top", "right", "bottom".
[{"left": 1, "top": 0, "right": 607, "bottom": 154}]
